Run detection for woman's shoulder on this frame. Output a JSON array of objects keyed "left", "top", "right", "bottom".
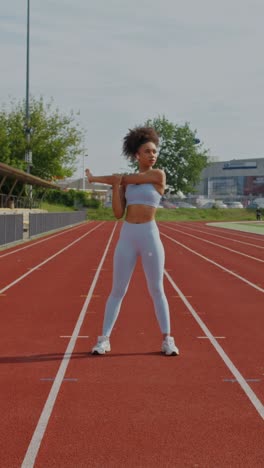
[
  {"left": 153, "top": 168, "right": 165, "bottom": 173},
  {"left": 152, "top": 168, "right": 166, "bottom": 184},
  {"left": 152, "top": 168, "right": 165, "bottom": 177}
]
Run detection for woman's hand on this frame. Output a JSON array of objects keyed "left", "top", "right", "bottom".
[
  {"left": 85, "top": 170, "right": 123, "bottom": 186},
  {"left": 85, "top": 169, "right": 93, "bottom": 183}
]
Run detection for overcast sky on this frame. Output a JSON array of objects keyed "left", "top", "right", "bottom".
[{"left": 1, "top": 0, "right": 264, "bottom": 178}]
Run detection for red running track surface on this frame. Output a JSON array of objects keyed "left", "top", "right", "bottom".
[{"left": 0, "top": 221, "right": 263, "bottom": 467}]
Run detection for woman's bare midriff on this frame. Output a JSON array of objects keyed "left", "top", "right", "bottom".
[{"left": 125, "top": 205, "right": 157, "bottom": 224}]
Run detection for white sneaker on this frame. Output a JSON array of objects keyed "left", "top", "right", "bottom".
[
  {"left": 161, "top": 336, "right": 179, "bottom": 356},
  {"left": 92, "top": 336, "right": 111, "bottom": 355}
]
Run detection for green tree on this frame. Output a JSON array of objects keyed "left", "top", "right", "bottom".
[
  {"left": 129, "top": 116, "right": 209, "bottom": 194},
  {"left": 0, "top": 96, "right": 86, "bottom": 179}
]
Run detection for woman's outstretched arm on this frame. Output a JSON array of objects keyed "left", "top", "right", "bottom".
[
  {"left": 85, "top": 169, "right": 120, "bottom": 186},
  {"left": 122, "top": 169, "right": 165, "bottom": 187},
  {"left": 85, "top": 170, "right": 125, "bottom": 219},
  {"left": 86, "top": 168, "right": 165, "bottom": 187}
]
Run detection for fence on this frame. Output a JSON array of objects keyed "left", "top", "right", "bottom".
[
  {"left": 29, "top": 211, "right": 86, "bottom": 237},
  {"left": 0, "top": 193, "right": 40, "bottom": 209},
  {"left": 0, "top": 214, "right": 24, "bottom": 246}
]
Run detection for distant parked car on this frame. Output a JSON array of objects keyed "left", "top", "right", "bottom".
[
  {"left": 215, "top": 201, "right": 228, "bottom": 208},
  {"left": 202, "top": 201, "right": 227, "bottom": 209},
  {"left": 225, "top": 202, "right": 243, "bottom": 209},
  {"left": 252, "top": 198, "right": 264, "bottom": 208},
  {"left": 175, "top": 202, "right": 196, "bottom": 209},
  {"left": 247, "top": 201, "right": 264, "bottom": 209},
  {"left": 162, "top": 200, "right": 177, "bottom": 209}
]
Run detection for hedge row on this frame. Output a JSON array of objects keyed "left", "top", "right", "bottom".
[{"left": 44, "top": 189, "right": 101, "bottom": 208}]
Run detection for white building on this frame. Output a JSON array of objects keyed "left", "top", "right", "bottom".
[{"left": 196, "top": 157, "right": 264, "bottom": 200}]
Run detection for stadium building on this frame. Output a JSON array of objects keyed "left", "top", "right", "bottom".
[{"left": 196, "top": 157, "right": 264, "bottom": 201}]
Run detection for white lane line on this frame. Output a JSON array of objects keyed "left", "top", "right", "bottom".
[
  {"left": 164, "top": 270, "right": 264, "bottom": 420},
  {"left": 60, "top": 336, "right": 89, "bottom": 339},
  {"left": 203, "top": 224, "right": 264, "bottom": 242},
  {"left": 0, "top": 221, "right": 92, "bottom": 259},
  {"left": 160, "top": 231, "right": 264, "bottom": 294},
  {"left": 163, "top": 222, "right": 264, "bottom": 250},
  {"left": 161, "top": 224, "right": 264, "bottom": 263},
  {"left": 0, "top": 222, "right": 105, "bottom": 294},
  {"left": 40, "top": 378, "right": 78, "bottom": 382},
  {"left": 197, "top": 336, "right": 226, "bottom": 339},
  {"left": 21, "top": 222, "right": 118, "bottom": 468},
  {"left": 223, "top": 379, "right": 262, "bottom": 383}
]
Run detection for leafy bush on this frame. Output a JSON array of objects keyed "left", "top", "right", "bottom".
[{"left": 44, "top": 189, "right": 101, "bottom": 208}]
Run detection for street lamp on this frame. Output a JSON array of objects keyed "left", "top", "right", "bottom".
[
  {"left": 82, "top": 154, "right": 88, "bottom": 190},
  {"left": 25, "top": 0, "right": 32, "bottom": 174}
]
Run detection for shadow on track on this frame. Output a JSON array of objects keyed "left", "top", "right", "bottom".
[{"left": 0, "top": 351, "right": 164, "bottom": 363}]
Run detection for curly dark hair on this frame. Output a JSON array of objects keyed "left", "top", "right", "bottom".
[{"left": 122, "top": 126, "right": 159, "bottom": 160}]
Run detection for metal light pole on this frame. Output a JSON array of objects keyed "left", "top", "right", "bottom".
[
  {"left": 82, "top": 154, "right": 88, "bottom": 190},
  {"left": 25, "top": 0, "right": 32, "bottom": 174}
]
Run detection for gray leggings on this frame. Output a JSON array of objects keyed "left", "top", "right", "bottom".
[{"left": 102, "top": 220, "right": 171, "bottom": 336}]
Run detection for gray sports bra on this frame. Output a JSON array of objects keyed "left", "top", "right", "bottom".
[{"left": 125, "top": 184, "right": 162, "bottom": 208}]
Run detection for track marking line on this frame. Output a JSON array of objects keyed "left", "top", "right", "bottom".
[
  {"left": 223, "top": 379, "right": 262, "bottom": 383},
  {"left": 163, "top": 222, "right": 264, "bottom": 250},
  {"left": 161, "top": 225, "right": 264, "bottom": 263},
  {"left": 21, "top": 223, "right": 117, "bottom": 468},
  {"left": 80, "top": 294, "right": 100, "bottom": 298},
  {"left": 197, "top": 336, "right": 226, "bottom": 339},
  {"left": 0, "top": 221, "right": 92, "bottom": 258},
  {"left": 27, "top": 268, "right": 42, "bottom": 271},
  {"left": 173, "top": 295, "right": 192, "bottom": 298},
  {"left": 161, "top": 231, "right": 264, "bottom": 294},
  {"left": 60, "top": 335, "right": 89, "bottom": 338},
  {"left": 40, "top": 378, "right": 78, "bottom": 382},
  {"left": 169, "top": 222, "right": 264, "bottom": 244},
  {"left": 0, "top": 222, "right": 105, "bottom": 295},
  {"left": 164, "top": 269, "right": 264, "bottom": 420}
]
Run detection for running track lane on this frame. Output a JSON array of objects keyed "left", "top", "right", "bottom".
[
  {"left": 160, "top": 223, "right": 264, "bottom": 288},
  {"left": 10, "top": 221, "right": 264, "bottom": 467},
  {"left": 0, "top": 221, "right": 115, "bottom": 467},
  {"left": 163, "top": 220, "right": 264, "bottom": 257},
  {"left": 173, "top": 220, "right": 264, "bottom": 243},
  {"left": 0, "top": 221, "right": 98, "bottom": 289},
  {"left": 159, "top": 223, "right": 264, "bottom": 401}
]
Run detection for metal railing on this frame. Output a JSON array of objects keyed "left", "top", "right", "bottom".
[
  {"left": 29, "top": 211, "right": 86, "bottom": 237},
  {"left": 0, "top": 193, "right": 40, "bottom": 209},
  {"left": 0, "top": 214, "right": 24, "bottom": 246}
]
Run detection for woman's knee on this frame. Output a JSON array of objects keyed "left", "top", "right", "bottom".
[
  {"left": 111, "top": 284, "right": 128, "bottom": 299},
  {"left": 147, "top": 282, "right": 164, "bottom": 299}
]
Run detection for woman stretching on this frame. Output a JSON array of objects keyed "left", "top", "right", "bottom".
[{"left": 86, "top": 126, "right": 179, "bottom": 356}]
